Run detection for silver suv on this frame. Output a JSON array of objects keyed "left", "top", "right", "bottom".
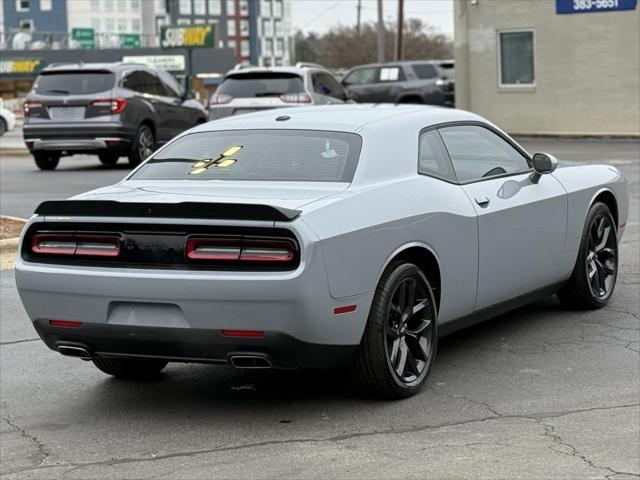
[{"left": 209, "top": 63, "right": 349, "bottom": 120}]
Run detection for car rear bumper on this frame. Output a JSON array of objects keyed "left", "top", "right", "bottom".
[
  {"left": 15, "top": 236, "right": 372, "bottom": 367},
  {"left": 23, "top": 122, "right": 136, "bottom": 152},
  {"left": 32, "top": 320, "right": 357, "bottom": 369}
]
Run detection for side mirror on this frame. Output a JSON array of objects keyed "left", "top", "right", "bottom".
[{"left": 530, "top": 152, "right": 558, "bottom": 184}]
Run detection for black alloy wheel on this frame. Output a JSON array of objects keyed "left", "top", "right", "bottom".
[
  {"left": 352, "top": 262, "right": 438, "bottom": 399},
  {"left": 558, "top": 202, "right": 618, "bottom": 309}
]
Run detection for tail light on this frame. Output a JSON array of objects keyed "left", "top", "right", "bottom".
[
  {"left": 23, "top": 100, "right": 43, "bottom": 116},
  {"left": 91, "top": 98, "right": 127, "bottom": 114},
  {"left": 280, "top": 93, "right": 312, "bottom": 103},
  {"left": 210, "top": 94, "right": 233, "bottom": 105},
  {"left": 186, "top": 236, "right": 297, "bottom": 265},
  {"left": 31, "top": 233, "right": 120, "bottom": 257}
]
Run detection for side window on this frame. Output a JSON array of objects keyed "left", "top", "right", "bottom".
[
  {"left": 343, "top": 68, "right": 376, "bottom": 86},
  {"left": 378, "top": 67, "right": 405, "bottom": 82},
  {"left": 141, "top": 72, "right": 167, "bottom": 96},
  {"left": 411, "top": 64, "right": 437, "bottom": 80},
  {"left": 313, "top": 72, "right": 346, "bottom": 99},
  {"left": 157, "top": 70, "right": 183, "bottom": 98},
  {"left": 418, "top": 130, "right": 456, "bottom": 182},
  {"left": 439, "top": 125, "right": 530, "bottom": 182},
  {"left": 122, "top": 71, "right": 145, "bottom": 92}
]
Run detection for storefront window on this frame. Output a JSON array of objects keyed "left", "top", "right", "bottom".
[{"left": 498, "top": 30, "right": 535, "bottom": 86}]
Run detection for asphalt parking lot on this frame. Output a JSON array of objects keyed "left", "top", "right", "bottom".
[{"left": 1, "top": 132, "right": 639, "bottom": 479}]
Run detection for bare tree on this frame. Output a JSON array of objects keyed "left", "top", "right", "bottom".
[{"left": 293, "top": 19, "right": 452, "bottom": 69}]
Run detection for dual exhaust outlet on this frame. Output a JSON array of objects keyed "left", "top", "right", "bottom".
[{"left": 57, "top": 344, "right": 273, "bottom": 369}]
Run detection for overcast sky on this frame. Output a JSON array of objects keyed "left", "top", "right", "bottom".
[{"left": 290, "top": 0, "right": 454, "bottom": 36}]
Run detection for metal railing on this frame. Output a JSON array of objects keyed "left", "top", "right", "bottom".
[{"left": 0, "top": 30, "right": 161, "bottom": 50}]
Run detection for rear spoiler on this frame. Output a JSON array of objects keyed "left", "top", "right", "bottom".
[{"left": 34, "top": 200, "right": 301, "bottom": 222}]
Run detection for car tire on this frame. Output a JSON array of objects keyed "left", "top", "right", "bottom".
[
  {"left": 351, "top": 262, "right": 438, "bottom": 399},
  {"left": 0, "top": 118, "right": 6, "bottom": 136},
  {"left": 92, "top": 357, "right": 168, "bottom": 380},
  {"left": 33, "top": 152, "right": 60, "bottom": 171},
  {"left": 128, "top": 124, "right": 155, "bottom": 168},
  {"left": 98, "top": 151, "right": 119, "bottom": 165},
  {"left": 558, "top": 202, "right": 618, "bottom": 310}
]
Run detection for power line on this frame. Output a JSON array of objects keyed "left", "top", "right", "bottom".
[{"left": 302, "top": 1, "right": 342, "bottom": 29}]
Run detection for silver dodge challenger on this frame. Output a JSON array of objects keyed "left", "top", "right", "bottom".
[{"left": 15, "top": 105, "right": 629, "bottom": 398}]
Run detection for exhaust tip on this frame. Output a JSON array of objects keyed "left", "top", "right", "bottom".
[
  {"left": 229, "top": 355, "right": 272, "bottom": 369},
  {"left": 58, "top": 345, "right": 92, "bottom": 359}
]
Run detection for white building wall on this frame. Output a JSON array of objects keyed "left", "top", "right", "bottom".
[
  {"left": 454, "top": 0, "right": 640, "bottom": 136},
  {"left": 258, "top": 0, "right": 291, "bottom": 66},
  {"left": 66, "top": 0, "right": 145, "bottom": 47}
]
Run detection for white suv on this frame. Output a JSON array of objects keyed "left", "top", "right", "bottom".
[{"left": 209, "top": 63, "right": 349, "bottom": 120}]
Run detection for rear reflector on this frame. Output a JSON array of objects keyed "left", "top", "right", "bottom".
[
  {"left": 334, "top": 305, "right": 357, "bottom": 315},
  {"left": 31, "top": 233, "right": 120, "bottom": 257},
  {"left": 49, "top": 320, "right": 82, "bottom": 328},
  {"left": 221, "top": 329, "right": 264, "bottom": 338}
]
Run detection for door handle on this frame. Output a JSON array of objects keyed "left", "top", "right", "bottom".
[{"left": 475, "top": 196, "right": 490, "bottom": 207}]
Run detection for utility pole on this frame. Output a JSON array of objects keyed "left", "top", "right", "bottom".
[
  {"left": 356, "top": 0, "right": 362, "bottom": 36},
  {"left": 395, "top": 0, "right": 404, "bottom": 61},
  {"left": 376, "top": 0, "right": 385, "bottom": 62}
]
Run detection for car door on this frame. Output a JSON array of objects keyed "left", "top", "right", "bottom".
[
  {"left": 140, "top": 71, "right": 177, "bottom": 143},
  {"left": 375, "top": 66, "right": 407, "bottom": 102},
  {"left": 311, "top": 72, "right": 346, "bottom": 104},
  {"left": 341, "top": 67, "right": 378, "bottom": 102},
  {"left": 438, "top": 124, "right": 568, "bottom": 310},
  {"left": 157, "top": 70, "right": 199, "bottom": 130}
]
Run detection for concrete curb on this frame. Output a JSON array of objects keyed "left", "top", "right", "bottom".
[
  {"left": 0, "top": 238, "right": 19, "bottom": 256},
  {"left": 0, "top": 149, "right": 30, "bottom": 157}
]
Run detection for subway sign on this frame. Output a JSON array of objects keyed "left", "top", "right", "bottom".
[
  {"left": 0, "top": 58, "right": 43, "bottom": 74},
  {"left": 160, "top": 25, "right": 215, "bottom": 49},
  {"left": 556, "top": 0, "right": 637, "bottom": 13}
]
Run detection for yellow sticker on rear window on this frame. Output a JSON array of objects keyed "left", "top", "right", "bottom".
[{"left": 222, "top": 145, "right": 242, "bottom": 157}]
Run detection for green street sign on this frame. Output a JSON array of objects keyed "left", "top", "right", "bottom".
[
  {"left": 120, "top": 34, "right": 141, "bottom": 49},
  {"left": 160, "top": 25, "right": 215, "bottom": 49},
  {"left": 71, "top": 27, "right": 95, "bottom": 49}
]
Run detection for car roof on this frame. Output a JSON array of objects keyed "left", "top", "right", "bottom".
[
  {"left": 192, "top": 104, "right": 483, "bottom": 135},
  {"left": 346, "top": 60, "right": 455, "bottom": 70},
  {"left": 41, "top": 62, "right": 147, "bottom": 73},
  {"left": 225, "top": 66, "right": 323, "bottom": 77}
]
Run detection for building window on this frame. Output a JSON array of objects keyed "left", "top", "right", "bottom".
[
  {"left": 16, "top": 0, "right": 30, "bottom": 11},
  {"left": 263, "top": 57, "right": 271, "bottom": 67},
  {"left": 131, "top": 0, "right": 139, "bottom": 10},
  {"left": 274, "top": 57, "right": 282, "bottom": 66},
  {"left": 91, "top": 17, "right": 101, "bottom": 31},
  {"left": 261, "top": 0, "right": 270, "bottom": 16},
  {"left": 228, "top": 39, "right": 236, "bottom": 52},
  {"left": 106, "top": 18, "right": 115, "bottom": 31},
  {"left": 131, "top": 18, "right": 140, "bottom": 31},
  {"left": 239, "top": 19, "right": 249, "bottom": 36},
  {"left": 239, "top": 0, "right": 248, "bottom": 15},
  {"left": 194, "top": 18, "right": 205, "bottom": 24},
  {"left": 498, "top": 30, "right": 535, "bottom": 87},
  {"left": 194, "top": 0, "right": 205, "bottom": 14},
  {"left": 117, "top": 0, "right": 125, "bottom": 11},
  {"left": 227, "top": 19, "right": 236, "bottom": 36},
  {"left": 18, "top": 18, "right": 34, "bottom": 30},
  {"left": 275, "top": 38, "right": 283, "bottom": 55},
  {"left": 264, "top": 38, "right": 272, "bottom": 55},
  {"left": 208, "top": 0, "right": 220, "bottom": 15},
  {"left": 240, "top": 39, "right": 249, "bottom": 57},
  {"left": 273, "top": 0, "right": 282, "bottom": 17},
  {"left": 226, "top": 0, "right": 235, "bottom": 15},
  {"left": 274, "top": 19, "right": 282, "bottom": 36},
  {"left": 155, "top": 0, "right": 165, "bottom": 13},
  {"left": 117, "top": 18, "right": 127, "bottom": 31},
  {"left": 90, "top": 0, "right": 99, "bottom": 8},
  {"left": 263, "top": 19, "right": 272, "bottom": 36},
  {"left": 177, "top": 18, "right": 191, "bottom": 25},
  {"left": 40, "top": 0, "right": 52, "bottom": 11},
  {"left": 179, "top": 0, "right": 192, "bottom": 14},
  {"left": 105, "top": 0, "right": 113, "bottom": 11}
]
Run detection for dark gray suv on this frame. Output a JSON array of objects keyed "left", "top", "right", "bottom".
[
  {"left": 23, "top": 62, "right": 207, "bottom": 170},
  {"left": 342, "top": 60, "right": 455, "bottom": 107}
]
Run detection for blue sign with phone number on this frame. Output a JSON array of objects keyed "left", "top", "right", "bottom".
[{"left": 557, "top": 0, "right": 637, "bottom": 13}]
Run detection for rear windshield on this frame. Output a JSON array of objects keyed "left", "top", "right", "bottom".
[
  {"left": 132, "top": 130, "right": 362, "bottom": 183},
  {"left": 217, "top": 73, "right": 305, "bottom": 98},
  {"left": 33, "top": 72, "right": 115, "bottom": 95}
]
